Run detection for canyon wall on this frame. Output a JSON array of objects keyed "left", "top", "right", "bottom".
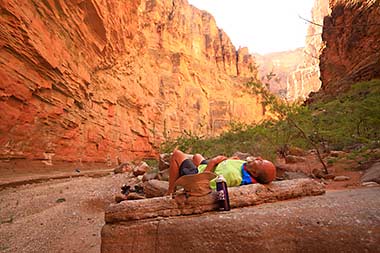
[
  {"left": 319, "top": 0, "right": 380, "bottom": 94},
  {"left": 0, "top": 0, "right": 260, "bottom": 166},
  {"left": 255, "top": 48, "right": 303, "bottom": 99},
  {"left": 286, "top": 0, "right": 330, "bottom": 101},
  {"left": 256, "top": 0, "right": 330, "bottom": 102}
]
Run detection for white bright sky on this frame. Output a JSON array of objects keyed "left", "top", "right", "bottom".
[{"left": 188, "top": 0, "right": 315, "bottom": 55}]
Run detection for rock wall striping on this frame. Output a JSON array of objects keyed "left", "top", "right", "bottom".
[{"left": 0, "top": 0, "right": 260, "bottom": 166}]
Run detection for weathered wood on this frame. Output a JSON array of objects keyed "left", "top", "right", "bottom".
[{"left": 105, "top": 178, "right": 325, "bottom": 223}]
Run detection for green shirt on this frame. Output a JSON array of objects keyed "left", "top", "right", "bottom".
[{"left": 198, "top": 159, "right": 245, "bottom": 189}]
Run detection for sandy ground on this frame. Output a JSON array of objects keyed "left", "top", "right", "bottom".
[{"left": 0, "top": 174, "right": 132, "bottom": 253}]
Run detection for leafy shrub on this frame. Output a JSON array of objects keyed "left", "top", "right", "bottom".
[{"left": 160, "top": 79, "right": 380, "bottom": 164}]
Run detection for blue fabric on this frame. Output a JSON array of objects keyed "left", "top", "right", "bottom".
[{"left": 240, "top": 163, "right": 252, "bottom": 185}]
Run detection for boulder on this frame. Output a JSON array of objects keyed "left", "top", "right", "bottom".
[
  {"left": 133, "top": 162, "right": 150, "bottom": 177},
  {"left": 159, "top": 153, "right": 171, "bottom": 171},
  {"left": 361, "top": 162, "right": 380, "bottom": 184},
  {"left": 143, "top": 180, "right": 169, "bottom": 198}
]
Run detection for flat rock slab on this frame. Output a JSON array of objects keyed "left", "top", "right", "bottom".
[
  {"left": 102, "top": 179, "right": 333, "bottom": 252},
  {"left": 102, "top": 187, "right": 380, "bottom": 253}
]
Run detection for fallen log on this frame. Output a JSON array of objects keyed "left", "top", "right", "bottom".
[{"left": 105, "top": 178, "right": 325, "bottom": 223}]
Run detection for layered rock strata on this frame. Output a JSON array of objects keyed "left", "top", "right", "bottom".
[
  {"left": 0, "top": 0, "right": 260, "bottom": 165},
  {"left": 319, "top": 0, "right": 380, "bottom": 94}
]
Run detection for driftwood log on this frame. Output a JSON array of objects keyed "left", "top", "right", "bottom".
[
  {"left": 102, "top": 179, "right": 326, "bottom": 252},
  {"left": 105, "top": 178, "right": 324, "bottom": 223}
]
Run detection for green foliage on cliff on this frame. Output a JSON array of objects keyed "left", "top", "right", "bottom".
[
  {"left": 160, "top": 79, "right": 380, "bottom": 161},
  {"left": 309, "top": 79, "right": 380, "bottom": 150}
]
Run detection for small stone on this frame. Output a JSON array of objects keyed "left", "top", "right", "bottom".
[
  {"left": 285, "top": 155, "right": 306, "bottom": 164},
  {"left": 330, "top": 151, "right": 346, "bottom": 158},
  {"left": 361, "top": 182, "right": 379, "bottom": 187},
  {"left": 56, "top": 198, "right": 66, "bottom": 203},
  {"left": 333, "top": 176, "right": 350, "bottom": 181},
  {"left": 133, "top": 161, "right": 150, "bottom": 176}
]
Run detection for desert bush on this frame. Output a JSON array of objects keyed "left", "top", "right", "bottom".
[{"left": 160, "top": 80, "right": 380, "bottom": 165}]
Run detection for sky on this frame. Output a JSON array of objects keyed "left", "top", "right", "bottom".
[{"left": 188, "top": 0, "right": 315, "bottom": 55}]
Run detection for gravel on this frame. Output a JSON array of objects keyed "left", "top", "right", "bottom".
[{"left": 0, "top": 174, "right": 133, "bottom": 253}]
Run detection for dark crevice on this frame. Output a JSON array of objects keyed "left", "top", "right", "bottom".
[
  {"left": 168, "top": 0, "right": 176, "bottom": 20},
  {"left": 236, "top": 50, "right": 240, "bottom": 76},
  {"left": 52, "top": 82, "right": 73, "bottom": 98},
  {"left": 218, "top": 29, "right": 226, "bottom": 71}
]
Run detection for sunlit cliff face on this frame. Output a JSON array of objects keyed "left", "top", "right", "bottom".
[{"left": 0, "top": 0, "right": 263, "bottom": 165}]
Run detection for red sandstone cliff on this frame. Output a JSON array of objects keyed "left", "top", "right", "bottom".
[
  {"left": 319, "top": 0, "right": 380, "bottom": 94},
  {"left": 0, "top": 0, "right": 260, "bottom": 166}
]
